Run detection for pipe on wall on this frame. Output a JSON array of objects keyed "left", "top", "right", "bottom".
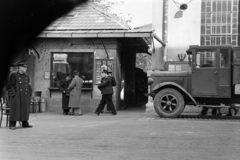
[{"left": 162, "top": 0, "right": 168, "bottom": 67}]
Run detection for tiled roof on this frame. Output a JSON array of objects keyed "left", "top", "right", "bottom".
[{"left": 45, "top": 3, "right": 129, "bottom": 31}]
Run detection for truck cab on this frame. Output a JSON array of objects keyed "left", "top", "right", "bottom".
[{"left": 150, "top": 45, "right": 240, "bottom": 118}]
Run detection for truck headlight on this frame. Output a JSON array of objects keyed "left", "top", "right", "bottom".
[{"left": 148, "top": 78, "right": 154, "bottom": 85}]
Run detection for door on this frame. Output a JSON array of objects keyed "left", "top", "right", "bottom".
[
  {"left": 218, "top": 49, "right": 231, "bottom": 97},
  {"left": 192, "top": 49, "right": 218, "bottom": 96}
]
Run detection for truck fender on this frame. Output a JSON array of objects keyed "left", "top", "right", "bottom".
[{"left": 152, "top": 82, "right": 197, "bottom": 105}]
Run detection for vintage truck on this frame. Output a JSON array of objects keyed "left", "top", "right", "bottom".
[{"left": 149, "top": 45, "right": 240, "bottom": 118}]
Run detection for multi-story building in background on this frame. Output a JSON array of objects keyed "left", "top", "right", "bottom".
[{"left": 152, "top": 0, "right": 239, "bottom": 70}]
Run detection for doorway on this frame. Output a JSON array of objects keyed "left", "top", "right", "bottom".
[{"left": 192, "top": 49, "right": 219, "bottom": 96}]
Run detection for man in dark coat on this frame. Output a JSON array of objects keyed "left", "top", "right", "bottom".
[
  {"left": 7, "top": 62, "right": 33, "bottom": 130},
  {"left": 95, "top": 70, "right": 117, "bottom": 116},
  {"left": 101, "top": 71, "right": 116, "bottom": 113},
  {"left": 59, "top": 74, "right": 72, "bottom": 115}
]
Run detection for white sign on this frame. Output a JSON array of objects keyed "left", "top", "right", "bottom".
[
  {"left": 169, "top": 65, "right": 175, "bottom": 71},
  {"left": 176, "top": 65, "right": 182, "bottom": 71}
]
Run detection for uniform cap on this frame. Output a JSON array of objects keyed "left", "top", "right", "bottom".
[{"left": 18, "top": 62, "right": 28, "bottom": 67}]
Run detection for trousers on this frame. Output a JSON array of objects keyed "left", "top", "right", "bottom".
[{"left": 96, "top": 94, "right": 116, "bottom": 114}]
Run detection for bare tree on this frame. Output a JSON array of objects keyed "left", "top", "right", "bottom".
[{"left": 91, "top": 0, "right": 132, "bottom": 27}]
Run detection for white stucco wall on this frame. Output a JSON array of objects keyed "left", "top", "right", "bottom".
[
  {"left": 33, "top": 38, "right": 118, "bottom": 98},
  {"left": 31, "top": 38, "right": 121, "bottom": 112},
  {"left": 152, "top": 0, "right": 201, "bottom": 67}
]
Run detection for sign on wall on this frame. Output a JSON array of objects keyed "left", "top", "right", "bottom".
[{"left": 95, "top": 59, "right": 114, "bottom": 84}]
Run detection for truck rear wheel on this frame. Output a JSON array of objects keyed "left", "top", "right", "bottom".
[{"left": 154, "top": 88, "right": 185, "bottom": 118}]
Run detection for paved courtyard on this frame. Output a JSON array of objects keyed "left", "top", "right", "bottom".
[{"left": 1, "top": 107, "right": 240, "bottom": 160}]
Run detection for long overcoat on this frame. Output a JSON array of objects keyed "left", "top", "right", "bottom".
[
  {"left": 7, "top": 72, "right": 32, "bottom": 121},
  {"left": 58, "top": 78, "right": 71, "bottom": 110},
  {"left": 67, "top": 76, "right": 83, "bottom": 108}
]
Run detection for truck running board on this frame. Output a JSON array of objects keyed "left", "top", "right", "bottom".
[{"left": 197, "top": 104, "right": 240, "bottom": 109}]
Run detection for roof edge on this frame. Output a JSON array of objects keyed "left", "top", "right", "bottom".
[{"left": 38, "top": 29, "right": 155, "bottom": 38}]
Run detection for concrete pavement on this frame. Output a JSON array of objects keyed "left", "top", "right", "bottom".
[{"left": 1, "top": 107, "right": 240, "bottom": 160}]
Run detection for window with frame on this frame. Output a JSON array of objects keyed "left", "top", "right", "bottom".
[
  {"left": 51, "top": 52, "right": 93, "bottom": 88},
  {"left": 196, "top": 50, "right": 216, "bottom": 68},
  {"left": 220, "top": 49, "right": 230, "bottom": 67},
  {"left": 201, "top": 0, "right": 239, "bottom": 46}
]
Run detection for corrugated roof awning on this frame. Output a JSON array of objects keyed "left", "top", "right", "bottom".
[
  {"left": 37, "top": 29, "right": 165, "bottom": 54},
  {"left": 38, "top": 29, "right": 165, "bottom": 47},
  {"left": 38, "top": 29, "right": 155, "bottom": 38}
]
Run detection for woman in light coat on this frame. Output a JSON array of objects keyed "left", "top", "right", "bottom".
[{"left": 67, "top": 69, "right": 83, "bottom": 116}]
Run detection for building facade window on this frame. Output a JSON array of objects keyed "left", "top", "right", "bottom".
[
  {"left": 201, "top": 0, "right": 240, "bottom": 46},
  {"left": 51, "top": 52, "right": 93, "bottom": 89}
]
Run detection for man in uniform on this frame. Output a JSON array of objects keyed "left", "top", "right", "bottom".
[{"left": 7, "top": 62, "right": 33, "bottom": 130}]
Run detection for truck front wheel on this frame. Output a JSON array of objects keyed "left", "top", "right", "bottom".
[{"left": 154, "top": 88, "right": 185, "bottom": 118}]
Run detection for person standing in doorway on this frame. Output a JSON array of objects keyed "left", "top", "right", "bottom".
[
  {"left": 59, "top": 74, "right": 72, "bottom": 115},
  {"left": 95, "top": 70, "right": 117, "bottom": 116},
  {"left": 7, "top": 62, "right": 33, "bottom": 130},
  {"left": 67, "top": 69, "right": 83, "bottom": 116}
]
